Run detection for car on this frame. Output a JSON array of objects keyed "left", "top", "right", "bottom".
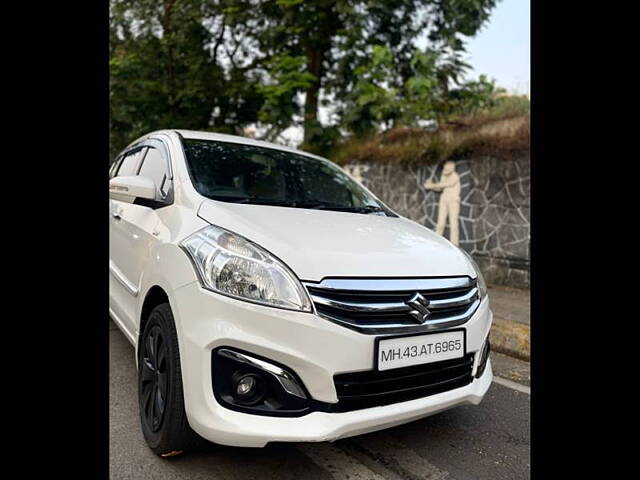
[{"left": 109, "top": 129, "right": 493, "bottom": 454}]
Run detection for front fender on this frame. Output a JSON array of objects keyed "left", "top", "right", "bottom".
[{"left": 135, "top": 242, "right": 200, "bottom": 358}]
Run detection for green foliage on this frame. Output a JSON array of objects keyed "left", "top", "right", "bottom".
[
  {"left": 341, "top": 45, "right": 503, "bottom": 135},
  {"left": 475, "top": 93, "right": 530, "bottom": 120},
  {"left": 341, "top": 45, "right": 400, "bottom": 135},
  {"left": 109, "top": 0, "right": 264, "bottom": 159},
  {"left": 301, "top": 124, "right": 341, "bottom": 156},
  {"left": 445, "top": 75, "right": 505, "bottom": 117},
  {"left": 257, "top": 55, "right": 316, "bottom": 138}
]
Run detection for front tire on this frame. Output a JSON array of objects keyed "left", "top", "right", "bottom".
[{"left": 138, "top": 303, "right": 203, "bottom": 455}]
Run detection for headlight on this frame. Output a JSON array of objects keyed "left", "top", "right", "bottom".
[
  {"left": 181, "top": 225, "right": 312, "bottom": 312},
  {"left": 461, "top": 250, "right": 487, "bottom": 299}
]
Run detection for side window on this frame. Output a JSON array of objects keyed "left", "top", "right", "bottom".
[
  {"left": 116, "top": 148, "right": 146, "bottom": 177},
  {"left": 138, "top": 146, "right": 170, "bottom": 199},
  {"left": 109, "top": 157, "right": 121, "bottom": 179}
]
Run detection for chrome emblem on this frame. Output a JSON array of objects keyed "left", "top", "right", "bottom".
[{"left": 406, "top": 293, "right": 431, "bottom": 323}]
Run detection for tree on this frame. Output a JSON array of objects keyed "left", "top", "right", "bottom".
[
  {"left": 109, "top": 0, "right": 264, "bottom": 159},
  {"left": 109, "top": 0, "right": 500, "bottom": 158},
  {"left": 236, "top": 0, "right": 498, "bottom": 150}
]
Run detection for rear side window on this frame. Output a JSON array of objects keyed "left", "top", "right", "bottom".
[
  {"left": 117, "top": 148, "right": 146, "bottom": 177},
  {"left": 138, "top": 147, "right": 170, "bottom": 198}
]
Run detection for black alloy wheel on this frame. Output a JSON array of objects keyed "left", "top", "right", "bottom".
[
  {"left": 137, "top": 303, "right": 204, "bottom": 455},
  {"left": 140, "top": 325, "right": 168, "bottom": 432}
]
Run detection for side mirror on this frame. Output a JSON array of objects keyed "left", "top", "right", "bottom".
[{"left": 109, "top": 176, "right": 156, "bottom": 203}]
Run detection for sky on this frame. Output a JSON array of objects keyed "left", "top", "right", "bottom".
[{"left": 462, "top": 0, "right": 530, "bottom": 95}]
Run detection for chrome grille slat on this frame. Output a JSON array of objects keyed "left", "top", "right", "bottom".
[
  {"left": 303, "top": 277, "right": 480, "bottom": 335},
  {"left": 309, "top": 295, "right": 411, "bottom": 313},
  {"left": 429, "top": 287, "right": 478, "bottom": 309},
  {"left": 306, "top": 277, "right": 474, "bottom": 292},
  {"left": 309, "top": 286, "right": 478, "bottom": 313},
  {"left": 318, "top": 299, "right": 480, "bottom": 334}
]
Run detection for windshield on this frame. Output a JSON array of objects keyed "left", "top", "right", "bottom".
[{"left": 181, "top": 139, "right": 388, "bottom": 215}]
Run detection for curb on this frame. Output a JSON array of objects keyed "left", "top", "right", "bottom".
[{"left": 490, "top": 316, "right": 530, "bottom": 361}]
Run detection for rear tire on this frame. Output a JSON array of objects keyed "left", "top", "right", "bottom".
[{"left": 138, "top": 303, "right": 203, "bottom": 456}]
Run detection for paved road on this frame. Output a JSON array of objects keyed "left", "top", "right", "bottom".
[
  {"left": 486, "top": 286, "right": 530, "bottom": 326},
  {"left": 110, "top": 321, "right": 530, "bottom": 479}
]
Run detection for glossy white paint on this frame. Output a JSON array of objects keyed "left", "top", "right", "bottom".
[
  {"left": 109, "top": 129, "right": 493, "bottom": 448},
  {"left": 197, "top": 201, "right": 475, "bottom": 281},
  {"left": 109, "top": 175, "right": 157, "bottom": 202}
]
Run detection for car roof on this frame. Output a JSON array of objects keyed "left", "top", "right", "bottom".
[{"left": 138, "top": 129, "right": 327, "bottom": 162}]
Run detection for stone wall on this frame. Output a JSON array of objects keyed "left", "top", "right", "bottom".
[{"left": 344, "top": 154, "right": 530, "bottom": 288}]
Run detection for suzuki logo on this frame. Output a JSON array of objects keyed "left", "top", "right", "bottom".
[{"left": 406, "top": 293, "right": 431, "bottom": 323}]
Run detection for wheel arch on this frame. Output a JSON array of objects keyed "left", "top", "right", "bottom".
[{"left": 139, "top": 285, "right": 171, "bottom": 343}]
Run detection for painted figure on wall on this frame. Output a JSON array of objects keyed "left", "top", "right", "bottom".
[
  {"left": 344, "top": 164, "right": 369, "bottom": 184},
  {"left": 424, "top": 161, "right": 461, "bottom": 245}
]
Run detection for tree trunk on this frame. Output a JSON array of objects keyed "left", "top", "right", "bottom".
[
  {"left": 303, "top": 46, "right": 324, "bottom": 144},
  {"left": 162, "top": 1, "right": 176, "bottom": 112}
]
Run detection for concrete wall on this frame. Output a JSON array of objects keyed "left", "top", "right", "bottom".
[{"left": 344, "top": 154, "right": 530, "bottom": 288}]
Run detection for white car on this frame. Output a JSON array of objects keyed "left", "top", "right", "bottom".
[{"left": 109, "top": 129, "right": 493, "bottom": 455}]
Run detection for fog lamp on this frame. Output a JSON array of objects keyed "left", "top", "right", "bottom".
[
  {"left": 237, "top": 375, "right": 256, "bottom": 395},
  {"left": 232, "top": 372, "right": 265, "bottom": 405}
]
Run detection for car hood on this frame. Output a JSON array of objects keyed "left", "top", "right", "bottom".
[{"left": 197, "top": 200, "right": 475, "bottom": 281}]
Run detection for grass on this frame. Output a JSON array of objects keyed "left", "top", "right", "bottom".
[{"left": 330, "top": 95, "right": 530, "bottom": 166}]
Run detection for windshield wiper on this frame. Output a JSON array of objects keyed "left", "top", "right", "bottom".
[
  {"left": 338, "top": 205, "right": 386, "bottom": 214},
  {"left": 208, "top": 195, "right": 297, "bottom": 206},
  {"left": 303, "top": 203, "right": 386, "bottom": 214},
  {"left": 208, "top": 195, "right": 386, "bottom": 214}
]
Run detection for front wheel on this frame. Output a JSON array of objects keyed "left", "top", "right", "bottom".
[{"left": 138, "top": 303, "right": 203, "bottom": 456}]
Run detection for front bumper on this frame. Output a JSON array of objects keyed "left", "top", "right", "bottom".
[{"left": 171, "top": 281, "right": 493, "bottom": 447}]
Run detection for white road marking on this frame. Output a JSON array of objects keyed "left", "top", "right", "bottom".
[
  {"left": 297, "top": 443, "right": 387, "bottom": 480},
  {"left": 493, "top": 376, "right": 530, "bottom": 395}
]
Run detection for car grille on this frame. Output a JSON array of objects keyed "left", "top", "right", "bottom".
[
  {"left": 303, "top": 277, "right": 480, "bottom": 334},
  {"left": 329, "top": 354, "right": 475, "bottom": 412}
]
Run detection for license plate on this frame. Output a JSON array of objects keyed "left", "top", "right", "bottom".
[{"left": 376, "top": 330, "right": 466, "bottom": 371}]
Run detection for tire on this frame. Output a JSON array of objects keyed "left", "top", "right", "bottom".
[{"left": 138, "top": 303, "right": 203, "bottom": 456}]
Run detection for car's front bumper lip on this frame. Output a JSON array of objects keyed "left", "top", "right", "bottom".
[
  {"left": 171, "top": 281, "right": 493, "bottom": 447},
  {"left": 192, "top": 361, "right": 492, "bottom": 447}
]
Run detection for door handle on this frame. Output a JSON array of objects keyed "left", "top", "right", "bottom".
[{"left": 112, "top": 212, "right": 121, "bottom": 220}]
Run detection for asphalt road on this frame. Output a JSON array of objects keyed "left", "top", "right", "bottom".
[{"left": 110, "top": 320, "right": 530, "bottom": 479}]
